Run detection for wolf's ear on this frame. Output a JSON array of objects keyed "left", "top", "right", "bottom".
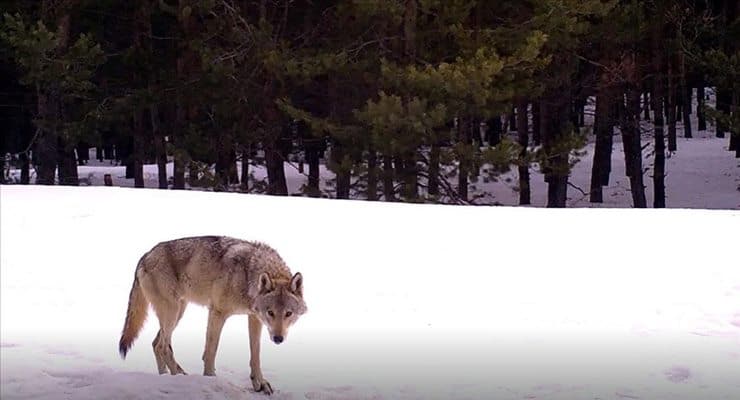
[
  {"left": 290, "top": 272, "right": 303, "bottom": 296},
  {"left": 258, "top": 273, "right": 273, "bottom": 294}
]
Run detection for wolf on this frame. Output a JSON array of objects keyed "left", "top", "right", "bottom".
[{"left": 118, "top": 236, "right": 307, "bottom": 395}]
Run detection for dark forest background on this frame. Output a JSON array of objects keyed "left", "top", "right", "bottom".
[{"left": 0, "top": 0, "right": 737, "bottom": 207}]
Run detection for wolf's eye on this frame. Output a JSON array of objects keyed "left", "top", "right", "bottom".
[
  {"left": 267, "top": 310, "right": 275, "bottom": 318},
  {"left": 285, "top": 311, "right": 293, "bottom": 318}
]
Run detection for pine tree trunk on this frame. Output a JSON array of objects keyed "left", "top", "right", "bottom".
[
  {"left": 403, "top": 0, "right": 417, "bottom": 61},
  {"left": 367, "top": 148, "right": 378, "bottom": 201},
  {"left": 486, "top": 116, "right": 502, "bottom": 146},
  {"left": 508, "top": 106, "right": 517, "bottom": 132},
  {"left": 56, "top": 7, "right": 74, "bottom": 185},
  {"left": 131, "top": 0, "right": 148, "bottom": 189},
  {"left": 261, "top": 82, "right": 288, "bottom": 195},
  {"left": 621, "top": 95, "right": 634, "bottom": 180},
  {"left": 306, "top": 144, "right": 320, "bottom": 197},
  {"left": 532, "top": 102, "right": 541, "bottom": 146},
  {"left": 571, "top": 97, "right": 584, "bottom": 128},
  {"left": 541, "top": 94, "right": 569, "bottom": 208},
  {"left": 428, "top": 140, "right": 440, "bottom": 196},
  {"left": 697, "top": 84, "right": 707, "bottom": 131},
  {"left": 383, "top": 153, "right": 395, "bottom": 201},
  {"left": 719, "top": 0, "right": 738, "bottom": 146},
  {"left": 652, "top": 33, "right": 666, "bottom": 208},
  {"left": 470, "top": 120, "right": 480, "bottom": 179},
  {"left": 35, "top": 3, "right": 73, "bottom": 185},
  {"left": 604, "top": 100, "right": 615, "bottom": 186},
  {"left": 682, "top": 85, "right": 692, "bottom": 139},
  {"left": 214, "top": 136, "right": 238, "bottom": 190},
  {"left": 173, "top": 1, "right": 191, "bottom": 190},
  {"left": 675, "top": 87, "right": 683, "bottom": 122},
  {"left": 590, "top": 100, "right": 604, "bottom": 204},
  {"left": 457, "top": 117, "right": 469, "bottom": 202},
  {"left": 132, "top": 111, "right": 145, "bottom": 188},
  {"left": 622, "top": 83, "right": 647, "bottom": 208},
  {"left": 172, "top": 118, "right": 186, "bottom": 190},
  {"left": 123, "top": 135, "right": 134, "bottom": 179},
  {"left": 241, "top": 145, "right": 250, "bottom": 192},
  {"left": 228, "top": 152, "right": 239, "bottom": 185},
  {"left": 19, "top": 152, "right": 30, "bottom": 184},
  {"left": 402, "top": 153, "right": 418, "bottom": 200},
  {"left": 393, "top": 155, "right": 403, "bottom": 178},
  {"left": 730, "top": 89, "right": 739, "bottom": 157},
  {"left": 150, "top": 105, "right": 168, "bottom": 189},
  {"left": 590, "top": 81, "right": 614, "bottom": 203},
  {"left": 144, "top": 2, "right": 166, "bottom": 189},
  {"left": 401, "top": 0, "right": 418, "bottom": 201},
  {"left": 716, "top": 88, "right": 731, "bottom": 138},
  {"left": 680, "top": 53, "right": 692, "bottom": 139},
  {"left": 643, "top": 91, "right": 651, "bottom": 121},
  {"left": 57, "top": 137, "right": 78, "bottom": 186},
  {"left": 76, "top": 142, "right": 88, "bottom": 165},
  {"left": 214, "top": 135, "right": 229, "bottom": 191},
  {"left": 34, "top": 106, "right": 57, "bottom": 185},
  {"left": 265, "top": 135, "right": 288, "bottom": 195},
  {"left": 667, "top": 62, "right": 677, "bottom": 151},
  {"left": 516, "top": 100, "right": 530, "bottom": 205},
  {"left": 333, "top": 142, "right": 350, "bottom": 199}
]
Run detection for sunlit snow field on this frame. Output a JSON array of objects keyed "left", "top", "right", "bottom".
[{"left": 1, "top": 184, "right": 739, "bottom": 399}]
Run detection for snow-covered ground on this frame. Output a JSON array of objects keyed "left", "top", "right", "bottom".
[{"left": 1, "top": 185, "right": 739, "bottom": 399}]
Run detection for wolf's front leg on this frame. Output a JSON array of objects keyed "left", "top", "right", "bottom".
[
  {"left": 248, "top": 314, "right": 273, "bottom": 395},
  {"left": 203, "top": 309, "right": 227, "bottom": 376}
]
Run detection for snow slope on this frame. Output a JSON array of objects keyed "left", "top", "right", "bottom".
[{"left": 1, "top": 185, "right": 739, "bottom": 399}]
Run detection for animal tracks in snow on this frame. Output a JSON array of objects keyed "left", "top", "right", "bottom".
[
  {"left": 664, "top": 366, "right": 692, "bottom": 383},
  {"left": 730, "top": 314, "right": 740, "bottom": 328}
]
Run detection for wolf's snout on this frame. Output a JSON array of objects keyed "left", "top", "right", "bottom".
[{"left": 272, "top": 335, "right": 284, "bottom": 344}]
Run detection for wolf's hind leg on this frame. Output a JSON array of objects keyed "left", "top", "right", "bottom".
[
  {"left": 152, "top": 300, "right": 187, "bottom": 375},
  {"left": 151, "top": 331, "right": 167, "bottom": 374},
  {"left": 171, "top": 300, "right": 188, "bottom": 373},
  {"left": 152, "top": 300, "right": 188, "bottom": 374}
]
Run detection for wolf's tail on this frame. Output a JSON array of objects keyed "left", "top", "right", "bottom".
[{"left": 118, "top": 274, "right": 148, "bottom": 359}]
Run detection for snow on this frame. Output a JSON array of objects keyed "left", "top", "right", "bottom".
[{"left": 1, "top": 184, "right": 739, "bottom": 399}]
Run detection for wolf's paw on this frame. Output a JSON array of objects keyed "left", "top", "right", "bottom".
[
  {"left": 250, "top": 375, "right": 274, "bottom": 395},
  {"left": 169, "top": 364, "right": 187, "bottom": 375}
]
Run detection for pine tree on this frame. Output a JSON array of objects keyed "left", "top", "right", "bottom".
[{"left": 2, "top": 2, "right": 105, "bottom": 185}]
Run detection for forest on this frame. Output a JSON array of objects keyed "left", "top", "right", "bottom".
[{"left": 0, "top": 0, "right": 738, "bottom": 207}]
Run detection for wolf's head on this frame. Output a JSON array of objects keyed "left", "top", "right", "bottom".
[{"left": 253, "top": 272, "right": 307, "bottom": 344}]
